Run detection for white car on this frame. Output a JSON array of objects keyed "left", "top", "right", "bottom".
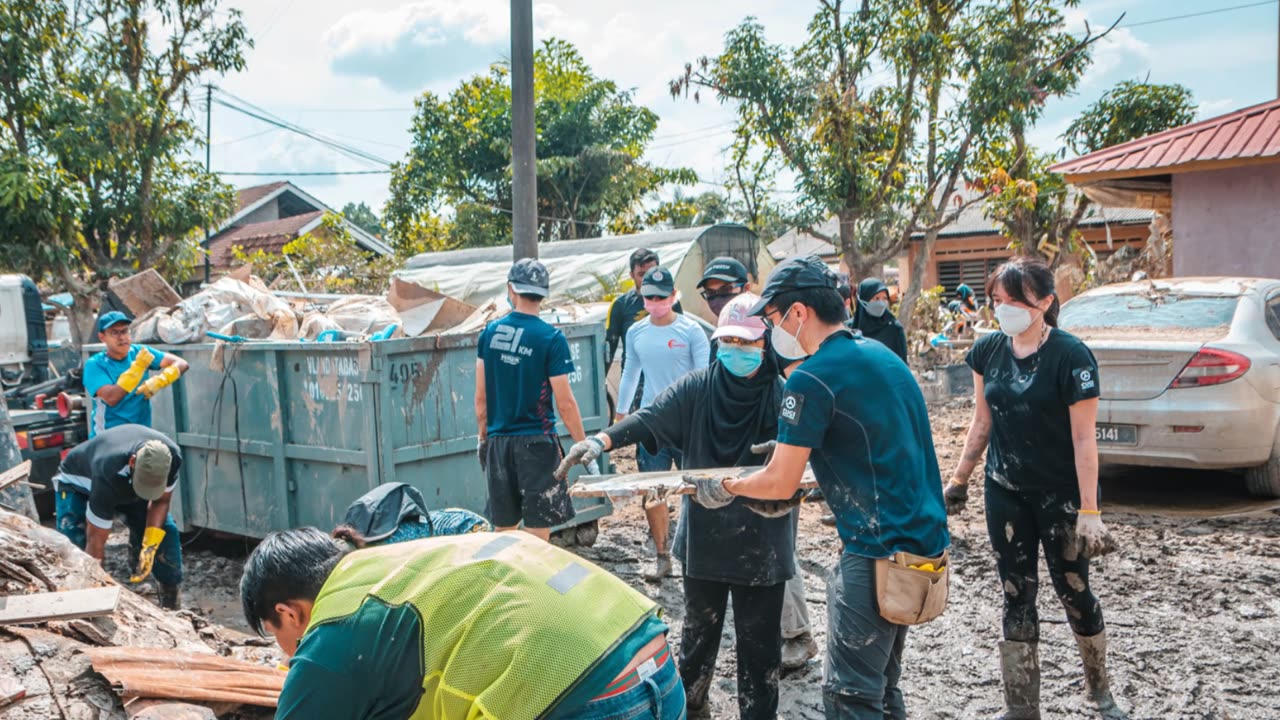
[{"left": 1059, "top": 278, "right": 1280, "bottom": 497}]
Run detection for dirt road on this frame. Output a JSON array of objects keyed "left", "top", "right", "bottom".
[{"left": 130, "top": 399, "right": 1280, "bottom": 719}]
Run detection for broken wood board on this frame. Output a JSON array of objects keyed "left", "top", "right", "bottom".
[
  {"left": 0, "top": 674, "right": 25, "bottom": 707},
  {"left": 387, "top": 277, "right": 476, "bottom": 335},
  {"left": 0, "top": 586, "right": 121, "bottom": 625},
  {"left": 569, "top": 466, "right": 818, "bottom": 499},
  {"left": 0, "top": 459, "right": 31, "bottom": 492},
  {"left": 86, "top": 647, "right": 286, "bottom": 708},
  {"left": 108, "top": 269, "right": 182, "bottom": 317}
]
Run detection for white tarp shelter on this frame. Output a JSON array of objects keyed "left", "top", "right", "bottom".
[{"left": 395, "top": 224, "right": 777, "bottom": 324}]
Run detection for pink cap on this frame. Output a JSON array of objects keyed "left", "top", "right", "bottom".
[{"left": 711, "top": 293, "right": 767, "bottom": 342}]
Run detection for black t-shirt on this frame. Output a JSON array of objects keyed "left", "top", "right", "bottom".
[
  {"left": 965, "top": 328, "right": 1100, "bottom": 491},
  {"left": 631, "top": 367, "right": 796, "bottom": 586},
  {"left": 58, "top": 424, "right": 182, "bottom": 526}
]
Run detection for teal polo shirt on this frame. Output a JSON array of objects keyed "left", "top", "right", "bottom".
[{"left": 776, "top": 329, "right": 949, "bottom": 559}]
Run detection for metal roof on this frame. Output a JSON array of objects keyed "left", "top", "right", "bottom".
[{"left": 1050, "top": 98, "right": 1280, "bottom": 181}]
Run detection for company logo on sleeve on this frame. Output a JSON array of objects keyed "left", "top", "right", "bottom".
[
  {"left": 780, "top": 391, "right": 805, "bottom": 425},
  {"left": 1073, "top": 367, "right": 1096, "bottom": 392}
]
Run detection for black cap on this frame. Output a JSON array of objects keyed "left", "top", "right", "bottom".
[
  {"left": 697, "top": 257, "right": 749, "bottom": 288},
  {"left": 508, "top": 258, "right": 550, "bottom": 297},
  {"left": 748, "top": 255, "right": 838, "bottom": 316},
  {"left": 640, "top": 266, "right": 675, "bottom": 298}
]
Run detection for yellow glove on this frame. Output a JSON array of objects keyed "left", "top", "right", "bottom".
[
  {"left": 130, "top": 526, "right": 166, "bottom": 583},
  {"left": 116, "top": 347, "right": 155, "bottom": 393},
  {"left": 138, "top": 365, "right": 181, "bottom": 400}
]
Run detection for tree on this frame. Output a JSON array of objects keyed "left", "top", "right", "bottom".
[
  {"left": 341, "top": 201, "right": 384, "bottom": 238},
  {"left": 646, "top": 189, "right": 735, "bottom": 228},
  {"left": 387, "top": 39, "right": 695, "bottom": 250},
  {"left": 0, "top": 0, "right": 249, "bottom": 346},
  {"left": 232, "top": 214, "right": 397, "bottom": 295}
]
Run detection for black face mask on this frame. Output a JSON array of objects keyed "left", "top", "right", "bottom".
[{"left": 706, "top": 294, "right": 735, "bottom": 318}]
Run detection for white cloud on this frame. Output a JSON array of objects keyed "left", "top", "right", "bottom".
[
  {"left": 1062, "top": 8, "right": 1154, "bottom": 89},
  {"left": 1196, "top": 97, "right": 1239, "bottom": 119}
]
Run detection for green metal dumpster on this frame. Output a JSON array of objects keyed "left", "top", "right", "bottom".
[{"left": 136, "top": 322, "right": 611, "bottom": 539}]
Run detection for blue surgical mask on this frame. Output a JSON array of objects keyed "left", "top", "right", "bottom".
[{"left": 717, "top": 344, "right": 764, "bottom": 377}]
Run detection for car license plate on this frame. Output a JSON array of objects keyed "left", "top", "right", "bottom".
[{"left": 1095, "top": 423, "right": 1137, "bottom": 446}]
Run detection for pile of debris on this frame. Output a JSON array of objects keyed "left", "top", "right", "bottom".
[{"left": 0, "top": 508, "right": 283, "bottom": 719}]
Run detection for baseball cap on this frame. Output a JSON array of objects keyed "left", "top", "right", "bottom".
[
  {"left": 132, "top": 440, "right": 173, "bottom": 501},
  {"left": 96, "top": 311, "right": 131, "bottom": 334},
  {"left": 508, "top": 258, "right": 550, "bottom": 298},
  {"left": 711, "top": 293, "right": 767, "bottom": 342},
  {"left": 697, "top": 257, "right": 749, "bottom": 288},
  {"left": 748, "top": 255, "right": 839, "bottom": 316},
  {"left": 640, "top": 266, "right": 675, "bottom": 298}
]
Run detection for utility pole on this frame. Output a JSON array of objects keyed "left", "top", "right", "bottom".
[
  {"left": 203, "top": 83, "right": 213, "bottom": 285},
  {"left": 510, "top": 0, "right": 537, "bottom": 261}
]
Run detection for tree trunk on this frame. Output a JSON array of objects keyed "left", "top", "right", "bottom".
[{"left": 897, "top": 227, "right": 938, "bottom": 336}]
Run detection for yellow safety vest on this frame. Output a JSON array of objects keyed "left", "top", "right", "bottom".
[{"left": 307, "top": 532, "right": 657, "bottom": 720}]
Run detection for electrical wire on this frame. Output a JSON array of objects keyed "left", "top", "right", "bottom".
[
  {"left": 213, "top": 88, "right": 393, "bottom": 167},
  {"left": 216, "top": 170, "right": 392, "bottom": 176},
  {"left": 1118, "top": 0, "right": 1276, "bottom": 30}
]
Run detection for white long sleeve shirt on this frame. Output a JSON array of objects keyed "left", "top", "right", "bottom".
[{"left": 617, "top": 315, "right": 710, "bottom": 412}]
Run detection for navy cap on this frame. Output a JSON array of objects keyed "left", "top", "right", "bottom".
[
  {"left": 96, "top": 311, "right": 131, "bottom": 334},
  {"left": 640, "top": 266, "right": 675, "bottom": 298},
  {"left": 697, "top": 257, "right": 749, "bottom": 288},
  {"left": 508, "top": 258, "right": 550, "bottom": 298},
  {"left": 748, "top": 255, "right": 839, "bottom": 316}
]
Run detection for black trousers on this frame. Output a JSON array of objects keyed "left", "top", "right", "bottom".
[
  {"left": 984, "top": 479, "right": 1106, "bottom": 642},
  {"left": 679, "top": 576, "right": 785, "bottom": 720}
]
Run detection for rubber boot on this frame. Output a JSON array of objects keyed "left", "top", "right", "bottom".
[
  {"left": 1074, "top": 631, "right": 1129, "bottom": 719},
  {"left": 158, "top": 583, "right": 182, "bottom": 611},
  {"left": 645, "top": 553, "right": 672, "bottom": 581},
  {"left": 998, "top": 640, "right": 1041, "bottom": 720}
]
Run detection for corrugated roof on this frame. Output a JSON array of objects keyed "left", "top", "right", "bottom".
[
  {"left": 768, "top": 227, "right": 839, "bottom": 259},
  {"left": 1050, "top": 97, "right": 1280, "bottom": 180},
  {"left": 207, "top": 210, "right": 324, "bottom": 267},
  {"left": 235, "top": 182, "right": 288, "bottom": 211}
]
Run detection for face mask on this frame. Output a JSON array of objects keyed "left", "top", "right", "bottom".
[
  {"left": 770, "top": 307, "right": 807, "bottom": 360},
  {"left": 643, "top": 296, "right": 674, "bottom": 320},
  {"left": 717, "top": 344, "right": 763, "bottom": 377},
  {"left": 706, "top": 294, "right": 736, "bottom": 319},
  {"left": 864, "top": 299, "right": 889, "bottom": 318},
  {"left": 995, "top": 303, "right": 1034, "bottom": 336}
]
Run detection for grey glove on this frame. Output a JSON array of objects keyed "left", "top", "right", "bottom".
[
  {"left": 1075, "top": 512, "right": 1116, "bottom": 559},
  {"left": 477, "top": 437, "right": 488, "bottom": 472},
  {"left": 749, "top": 440, "right": 777, "bottom": 463},
  {"left": 554, "top": 436, "right": 605, "bottom": 480},
  {"left": 682, "top": 474, "right": 734, "bottom": 509},
  {"left": 943, "top": 480, "right": 968, "bottom": 515},
  {"left": 743, "top": 490, "right": 803, "bottom": 518}
]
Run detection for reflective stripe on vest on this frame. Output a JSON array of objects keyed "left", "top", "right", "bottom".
[{"left": 307, "top": 532, "right": 657, "bottom": 720}]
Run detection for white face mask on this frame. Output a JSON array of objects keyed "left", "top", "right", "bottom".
[
  {"left": 770, "top": 307, "right": 807, "bottom": 359},
  {"left": 995, "top": 303, "right": 1034, "bottom": 336}
]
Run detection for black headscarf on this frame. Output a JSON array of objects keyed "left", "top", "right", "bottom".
[
  {"left": 699, "top": 344, "right": 783, "bottom": 466},
  {"left": 849, "top": 277, "right": 909, "bottom": 362}
]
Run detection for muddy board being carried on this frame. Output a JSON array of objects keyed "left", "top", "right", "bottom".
[{"left": 571, "top": 466, "right": 819, "bottom": 500}]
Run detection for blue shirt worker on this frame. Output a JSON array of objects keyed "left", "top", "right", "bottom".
[
  {"left": 476, "top": 258, "right": 591, "bottom": 542},
  {"left": 685, "top": 255, "right": 950, "bottom": 720},
  {"left": 84, "top": 311, "right": 189, "bottom": 436},
  {"left": 53, "top": 424, "right": 184, "bottom": 609}
]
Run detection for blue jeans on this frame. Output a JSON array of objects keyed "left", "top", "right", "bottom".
[
  {"left": 569, "top": 647, "right": 686, "bottom": 720},
  {"left": 637, "top": 446, "right": 683, "bottom": 473},
  {"left": 55, "top": 489, "right": 184, "bottom": 586},
  {"left": 823, "top": 552, "right": 908, "bottom": 720}
]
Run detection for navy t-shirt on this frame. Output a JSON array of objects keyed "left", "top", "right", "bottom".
[
  {"left": 776, "top": 330, "right": 949, "bottom": 559},
  {"left": 478, "top": 312, "right": 575, "bottom": 437}
]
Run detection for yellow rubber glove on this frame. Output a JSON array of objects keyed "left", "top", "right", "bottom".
[
  {"left": 116, "top": 347, "right": 155, "bottom": 393},
  {"left": 130, "top": 526, "right": 166, "bottom": 583},
  {"left": 138, "top": 365, "right": 182, "bottom": 400}
]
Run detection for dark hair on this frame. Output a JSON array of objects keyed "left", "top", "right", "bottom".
[
  {"left": 517, "top": 292, "right": 544, "bottom": 303},
  {"left": 770, "top": 287, "right": 848, "bottom": 325},
  {"left": 629, "top": 248, "right": 659, "bottom": 271},
  {"left": 332, "top": 525, "right": 370, "bottom": 549},
  {"left": 240, "top": 527, "right": 348, "bottom": 636},
  {"left": 985, "top": 257, "right": 1059, "bottom": 327}
]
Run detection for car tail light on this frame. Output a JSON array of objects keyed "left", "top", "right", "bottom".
[
  {"left": 32, "top": 432, "right": 65, "bottom": 450},
  {"left": 15, "top": 431, "right": 29, "bottom": 450},
  {"left": 1170, "top": 348, "right": 1252, "bottom": 389}
]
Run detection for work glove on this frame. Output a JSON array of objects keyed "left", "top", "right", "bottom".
[
  {"left": 137, "top": 365, "right": 182, "bottom": 399},
  {"left": 116, "top": 347, "right": 155, "bottom": 393},
  {"left": 943, "top": 480, "right": 969, "bottom": 515},
  {"left": 682, "top": 474, "right": 734, "bottom": 510},
  {"left": 1075, "top": 512, "right": 1116, "bottom": 559},
  {"left": 749, "top": 440, "right": 777, "bottom": 464},
  {"left": 743, "top": 490, "right": 804, "bottom": 518},
  {"left": 477, "top": 437, "right": 488, "bottom": 472},
  {"left": 130, "top": 526, "right": 166, "bottom": 583},
  {"left": 554, "top": 436, "right": 605, "bottom": 481}
]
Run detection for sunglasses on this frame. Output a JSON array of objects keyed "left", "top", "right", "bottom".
[{"left": 699, "top": 285, "right": 743, "bottom": 301}]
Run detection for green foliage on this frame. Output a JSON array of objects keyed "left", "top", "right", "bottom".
[
  {"left": 386, "top": 39, "right": 695, "bottom": 249},
  {"left": 231, "top": 214, "right": 397, "bottom": 295},
  {"left": 340, "top": 201, "right": 385, "bottom": 238},
  {"left": 1064, "top": 81, "right": 1196, "bottom": 155},
  {"left": 647, "top": 189, "right": 735, "bottom": 228}
]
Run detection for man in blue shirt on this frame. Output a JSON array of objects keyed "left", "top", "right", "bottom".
[
  {"left": 686, "top": 255, "right": 950, "bottom": 719},
  {"left": 83, "top": 312, "right": 189, "bottom": 436},
  {"left": 476, "top": 259, "right": 591, "bottom": 542}
]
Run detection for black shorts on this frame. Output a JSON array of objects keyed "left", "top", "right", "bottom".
[{"left": 485, "top": 435, "right": 575, "bottom": 529}]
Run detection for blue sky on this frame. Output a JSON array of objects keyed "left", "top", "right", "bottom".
[{"left": 209, "top": 0, "right": 1280, "bottom": 219}]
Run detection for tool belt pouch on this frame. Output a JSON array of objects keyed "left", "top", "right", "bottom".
[{"left": 874, "top": 550, "right": 949, "bottom": 625}]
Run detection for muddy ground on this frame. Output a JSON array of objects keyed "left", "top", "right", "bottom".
[{"left": 109, "top": 399, "right": 1280, "bottom": 719}]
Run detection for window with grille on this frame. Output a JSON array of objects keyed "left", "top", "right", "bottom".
[{"left": 936, "top": 258, "right": 1007, "bottom": 301}]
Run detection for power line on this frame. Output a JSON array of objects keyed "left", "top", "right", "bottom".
[
  {"left": 216, "top": 170, "right": 392, "bottom": 176},
  {"left": 212, "top": 89, "right": 393, "bottom": 167},
  {"left": 212, "top": 127, "right": 281, "bottom": 147},
  {"left": 1118, "top": 0, "right": 1276, "bottom": 30}
]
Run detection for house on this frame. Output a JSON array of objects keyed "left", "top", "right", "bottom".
[
  {"left": 1050, "top": 97, "right": 1280, "bottom": 277},
  {"left": 769, "top": 200, "right": 1153, "bottom": 301},
  {"left": 205, "top": 182, "right": 392, "bottom": 273}
]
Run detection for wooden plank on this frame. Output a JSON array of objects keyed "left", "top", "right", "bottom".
[
  {"left": 0, "top": 586, "right": 121, "bottom": 625},
  {"left": 0, "top": 459, "right": 31, "bottom": 492},
  {"left": 0, "top": 675, "right": 26, "bottom": 708},
  {"left": 108, "top": 269, "right": 182, "bottom": 317},
  {"left": 570, "top": 466, "right": 818, "bottom": 499}
]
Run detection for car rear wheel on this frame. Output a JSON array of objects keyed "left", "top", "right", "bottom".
[{"left": 1245, "top": 445, "right": 1280, "bottom": 498}]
